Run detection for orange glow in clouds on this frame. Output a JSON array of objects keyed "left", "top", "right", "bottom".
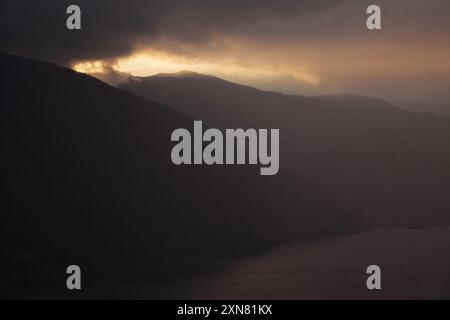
[{"left": 72, "top": 50, "right": 321, "bottom": 87}]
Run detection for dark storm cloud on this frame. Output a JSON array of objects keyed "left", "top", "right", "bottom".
[
  {"left": 1, "top": 0, "right": 449, "bottom": 110},
  {"left": 0, "top": 0, "right": 344, "bottom": 65}
]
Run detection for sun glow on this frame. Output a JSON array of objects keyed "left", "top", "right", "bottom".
[
  {"left": 72, "top": 50, "right": 321, "bottom": 88},
  {"left": 73, "top": 60, "right": 106, "bottom": 73}
]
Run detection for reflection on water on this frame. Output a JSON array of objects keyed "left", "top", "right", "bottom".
[{"left": 95, "top": 226, "right": 450, "bottom": 299}]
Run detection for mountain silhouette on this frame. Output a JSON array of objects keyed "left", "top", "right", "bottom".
[
  {"left": 120, "top": 72, "right": 450, "bottom": 226},
  {"left": 0, "top": 52, "right": 357, "bottom": 298}
]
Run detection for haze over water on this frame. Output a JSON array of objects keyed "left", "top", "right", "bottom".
[{"left": 80, "top": 226, "right": 450, "bottom": 299}]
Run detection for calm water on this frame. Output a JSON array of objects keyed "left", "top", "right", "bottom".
[{"left": 89, "top": 226, "right": 450, "bottom": 299}]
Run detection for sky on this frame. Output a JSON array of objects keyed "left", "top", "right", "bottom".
[{"left": 1, "top": 0, "right": 449, "bottom": 112}]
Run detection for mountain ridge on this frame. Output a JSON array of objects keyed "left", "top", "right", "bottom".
[
  {"left": 120, "top": 70, "right": 450, "bottom": 226},
  {"left": 0, "top": 51, "right": 357, "bottom": 298},
  {"left": 125, "top": 71, "right": 406, "bottom": 111}
]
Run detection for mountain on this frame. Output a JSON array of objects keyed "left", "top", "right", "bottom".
[
  {"left": 120, "top": 72, "right": 450, "bottom": 226},
  {"left": 0, "top": 53, "right": 357, "bottom": 298}
]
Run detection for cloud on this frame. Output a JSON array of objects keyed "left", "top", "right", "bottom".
[
  {"left": 0, "top": 0, "right": 344, "bottom": 64},
  {"left": 1, "top": 0, "right": 449, "bottom": 108}
]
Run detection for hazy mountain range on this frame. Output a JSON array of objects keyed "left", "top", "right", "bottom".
[
  {"left": 2, "top": 51, "right": 450, "bottom": 298},
  {"left": 120, "top": 71, "right": 450, "bottom": 226},
  {"left": 0, "top": 52, "right": 356, "bottom": 298}
]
